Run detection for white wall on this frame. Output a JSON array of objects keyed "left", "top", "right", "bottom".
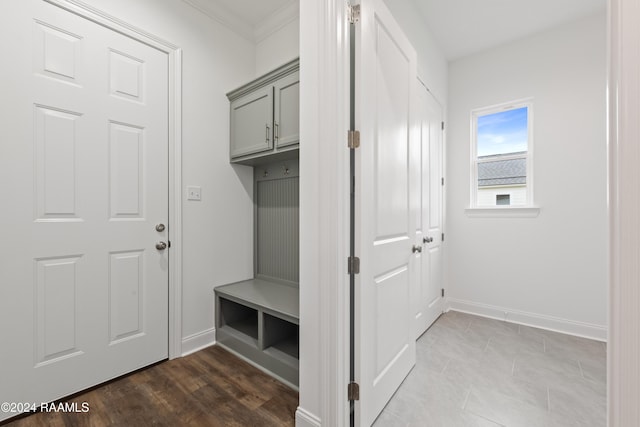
[
  {"left": 256, "top": 18, "right": 300, "bottom": 76},
  {"left": 446, "top": 13, "right": 608, "bottom": 338},
  {"left": 79, "top": 0, "right": 257, "bottom": 351}
]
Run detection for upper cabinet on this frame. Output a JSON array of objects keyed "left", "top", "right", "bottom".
[
  {"left": 229, "top": 85, "right": 274, "bottom": 159},
  {"left": 228, "top": 58, "right": 299, "bottom": 165}
]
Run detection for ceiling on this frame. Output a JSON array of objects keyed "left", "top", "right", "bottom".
[
  {"left": 208, "top": 0, "right": 292, "bottom": 26},
  {"left": 188, "top": 0, "right": 606, "bottom": 60},
  {"left": 415, "top": 0, "right": 607, "bottom": 60}
]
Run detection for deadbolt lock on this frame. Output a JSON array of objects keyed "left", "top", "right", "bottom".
[{"left": 155, "top": 224, "right": 166, "bottom": 232}]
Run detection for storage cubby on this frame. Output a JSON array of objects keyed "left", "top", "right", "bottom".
[
  {"left": 218, "top": 297, "right": 259, "bottom": 341},
  {"left": 263, "top": 313, "right": 299, "bottom": 359}
]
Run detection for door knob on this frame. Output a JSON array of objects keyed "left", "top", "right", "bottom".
[
  {"left": 423, "top": 236, "right": 433, "bottom": 244},
  {"left": 412, "top": 245, "right": 422, "bottom": 253},
  {"left": 155, "top": 223, "right": 166, "bottom": 232},
  {"left": 156, "top": 241, "right": 168, "bottom": 251}
]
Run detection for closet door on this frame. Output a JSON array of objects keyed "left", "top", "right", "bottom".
[
  {"left": 230, "top": 86, "right": 274, "bottom": 158},
  {"left": 355, "top": 0, "right": 418, "bottom": 424},
  {"left": 274, "top": 72, "right": 300, "bottom": 148},
  {"left": 414, "top": 84, "right": 444, "bottom": 338}
]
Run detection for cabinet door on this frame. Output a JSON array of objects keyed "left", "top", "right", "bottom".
[
  {"left": 273, "top": 72, "right": 300, "bottom": 149},
  {"left": 230, "top": 85, "right": 274, "bottom": 158}
]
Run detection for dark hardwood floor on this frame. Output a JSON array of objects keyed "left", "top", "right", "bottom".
[{"left": 4, "top": 346, "right": 298, "bottom": 427}]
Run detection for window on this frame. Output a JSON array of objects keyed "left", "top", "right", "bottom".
[{"left": 471, "top": 100, "right": 533, "bottom": 209}]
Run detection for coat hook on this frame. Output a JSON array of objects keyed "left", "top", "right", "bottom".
[
  {"left": 283, "top": 165, "right": 290, "bottom": 175},
  {"left": 263, "top": 170, "right": 269, "bottom": 178}
]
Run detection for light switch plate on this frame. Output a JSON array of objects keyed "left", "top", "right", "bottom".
[{"left": 187, "top": 186, "right": 201, "bottom": 201}]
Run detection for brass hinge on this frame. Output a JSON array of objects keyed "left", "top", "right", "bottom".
[
  {"left": 348, "top": 4, "right": 361, "bottom": 24},
  {"left": 348, "top": 382, "right": 360, "bottom": 401},
  {"left": 348, "top": 130, "right": 360, "bottom": 149},
  {"left": 348, "top": 257, "right": 360, "bottom": 275}
]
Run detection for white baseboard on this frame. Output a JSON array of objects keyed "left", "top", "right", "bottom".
[
  {"left": 295, "top": 407, "right": 322, "bottom": 427},
  {"left": 181, "top": 327, "right": 216, "bottom": 356},
  {"left": 446, "top": 298, "right": 607, "bottom": 342}
]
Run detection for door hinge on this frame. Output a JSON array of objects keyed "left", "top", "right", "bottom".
[
  {"left": 348, "top": 4, "right": 361, "bottom": 24},
  {"left": 441, "top": 233, "right": 445, "bottom": 242},
  {"left": 441, "top": 288, "right": 445, "bottom": 297},
  {"left": 348, "top": 256, "right": 360, "bottom": 275},
  {"left": 348, "top": 130, "right": 360, "bottom": 149},
  {"left": 441, "top": 121, "right": 445, "bottom": 131},
  {"left": 441, "top": 177, "right": 444, "bottom": 186},
  {"left": 348, "top": 382, "right": 360, "bottom": 401}
]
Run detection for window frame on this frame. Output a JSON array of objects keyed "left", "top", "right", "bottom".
[{"left": 469, "top": 99, "right": 536, "bottom": 215}]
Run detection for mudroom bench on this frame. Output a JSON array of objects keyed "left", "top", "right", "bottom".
[{"left": 214, "top": 278, "right": 299, "bottom": 387}]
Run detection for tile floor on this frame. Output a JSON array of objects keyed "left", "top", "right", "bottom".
[{"left": 374, "top": 311, "right": 607, "bottom": 427}]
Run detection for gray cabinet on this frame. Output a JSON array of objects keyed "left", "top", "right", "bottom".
[
  {"left": 273, "top": 72, "right": 299, "bottom": 149},
  {"left": 230, "top": 85, "right": 273, "bottom": 158},
  {"left": 227, "top": 58, "right": 299, "bottom": 165}
]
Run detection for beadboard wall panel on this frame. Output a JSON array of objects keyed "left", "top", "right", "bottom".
[{"left": 255, "top": 161, "right": 300, "bottom": 285}]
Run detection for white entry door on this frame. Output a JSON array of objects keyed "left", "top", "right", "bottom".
[
  {"left": 0, "top": 1, "right": 169, "bottom": 418},
  {"left": 413, "top": 84, "right": 445, "bottom": 339},
  {"left": 355, "top": 0, "right": 418, "bottom": 424}
]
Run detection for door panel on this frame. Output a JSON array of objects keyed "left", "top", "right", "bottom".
[
  {"left": 34, "top": 105, "right": 82, "bottom": 220},
  {"left": 356, "top": 0, "right": 417, "bottom": 425},
  {"left": 0, "top": 1, "right": 169, "bottom": 419}
]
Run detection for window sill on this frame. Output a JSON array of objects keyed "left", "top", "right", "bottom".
[{"left": 465, "top": 207, "right": 540, "bottom": 218}]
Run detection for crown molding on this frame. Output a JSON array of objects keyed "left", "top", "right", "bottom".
[
  {"left": 181, "top": 0, "right": 254, "bottom": 42},
  {"left": 254, "top": 0, "right": 299, "bottom": 43},
  {"left": 183, "top": 0, "right": 298, "bottom": 44}
]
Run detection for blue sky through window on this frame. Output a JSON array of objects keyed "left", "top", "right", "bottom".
[{"left": 477, "top": 106, "right": 528, "bottom": 157}]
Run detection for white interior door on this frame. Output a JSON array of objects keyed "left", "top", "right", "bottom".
[
  {"left": 413, "top": 84, "right": 444, "bottom": 339},
  {"left": 0, "top": 1, "right": 169, "bottom": 418},
  {"left": 355, "top": 0, "right": 418, "bottom": 424}
]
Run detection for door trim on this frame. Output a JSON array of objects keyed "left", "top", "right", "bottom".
[
  {"left": 45, "top": 0, "right": 184, "bottom": 360},
  {"left": 297, "top": 0, "right": 351, "bottom": 426}
]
